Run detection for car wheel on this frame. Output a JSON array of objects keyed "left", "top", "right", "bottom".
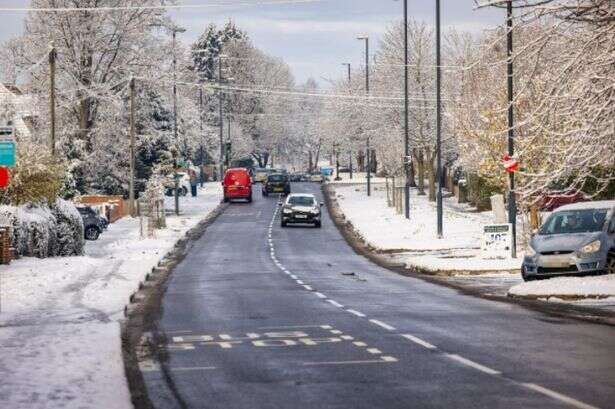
[
  {"left": 223, "top": 196, "right": 229, "bottom": 203},
  {"left": 85, "top": 226, "right": 100, "bottom": 241},
  {"left": 606, "top": 252, "right": 615, "bottom": 275},
  {"left": 263, "top": 191, "right": 268, "bottom": 197},
  {"left": 247, "top": 194, "right": 253, "bottom": 203},
  {"left": 521, "top": 266, "right": 534, "bottom": 282},
  {"left": 281, "top": 221, "right": 287, "bottom": 227},
  {"left": 315, "top": 221, "right": 321, "bottom": 228},
  {"left": 181, "top": 186, "right": 188, "bottom": 196}
]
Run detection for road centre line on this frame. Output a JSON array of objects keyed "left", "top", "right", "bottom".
[
  {"left": 346, "top": 309, "right": 366, "bottom": 318},
  {"left": 367, "top": 348, "right": 382, "bottom": 354},
  {"left": 353, "top": 341, "right": 367, "bottom": 347},
  {"left": 296, "top": 280, "right": 304, "bottom": 285},
  {"left": 302, "top": 285, "right": 313, "bottom": 291},
  {"left": 314, "top": 292, "right": 327, "bottom": 299},
  {"left": 327, "top": 300, "right": 344, "bottom": 308},
  {"left": 521, "top": 383, "right": 599, "bottom": 409},
  {"left": 340, "top": 335, "right": 354, "bottom": 340},
  {"left": 330, "top": 329, "right": 343, "bottom": 335},
  {"left": 369, "top": 319, "right": 396, "bottom": 331},
  {"left": 445, "top": 354, "right": 501, "bottom": 376},
  {"left": 401, "top": 334, "right": 437, "bottom": 350}
]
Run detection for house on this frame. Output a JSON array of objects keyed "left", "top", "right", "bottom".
[{"left": 0, "top": 83, "right": 36, "bottom": 140}]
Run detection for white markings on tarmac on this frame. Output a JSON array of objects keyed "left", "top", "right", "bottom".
[
  {"left": 521, "top": 383, "right": 599, "bottom": 409},
  {"left": 326, "top": 299, "right": 344, "bottom": 308},
  {"left": 346, "top": 309, "right": 366, "bottom": 318},
  {"left": 366, "top": 348, "right": 382, "bottom": 355},
  {"left": 401, "top": 334, "right": 437, "bottom": 350},
  {"left": 445, "top": 354, "right": 501, "bottom": 376},
  {"left": 314, "top": 292, "right": 327, "bottom": 299},
  {"left": 369, "top": 319, "right": 396, "bottom": 331}
]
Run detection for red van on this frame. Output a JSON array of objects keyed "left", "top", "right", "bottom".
[{"left": 223, "top": 168, "right": 253, "bottom": 203}]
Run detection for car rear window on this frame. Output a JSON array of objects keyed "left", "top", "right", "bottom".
[
  {"left": 288, "top": 196, "right": 315, "bottom": 206},
  {"left": 268, "top": 174, "right": 286, "bottom": 182}
]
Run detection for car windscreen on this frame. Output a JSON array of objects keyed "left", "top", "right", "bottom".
[
  {"left": 539, "top": 208, "right": 608, "bottom": 235},
  {"left": 288, "top": 196, "right": 315, "bottom": 206},
  {"left": 268, "top": 174, "right": 286, "bottom": 182}
]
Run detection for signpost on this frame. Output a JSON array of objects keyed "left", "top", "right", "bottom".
[
  {"left": 481, "top": 224, "right": 513, "bottom": 258},
  {"left": 0, "top": 126, "right": 15, "bottom": 167}
]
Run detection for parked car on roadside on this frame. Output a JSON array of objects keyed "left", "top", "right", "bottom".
[
  {"left": 280, "top": 193, "right": 323, "bottom": 228},
  {"left": 309, "top": 173, "right": 324, "bottom": 183},
  {"left": 522, "top": 200, "right": 615, "bottom": 281},
  {"left": 262, "top": 173, "right": 290, "bottom": 197},
  {"left": 77, "top": 206, "right": 105, "bottom": 240},
  {"left": 536, "top": 189, "right": 588, "bottom": 211},
  {"left": 223, "top": 168, "right": 253, "bottom": 203}
]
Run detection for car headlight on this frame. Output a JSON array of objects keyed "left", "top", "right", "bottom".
[
  {"left": 283, "top": 208, "right": 293, "bottom": 214},
  {"left": 310, "top": 208, "right": 320, "bottom": 215},
  {"left": 579, "top": 240, "right": 601, "bottom": 255},
  {"left": 525, "top": 245, "right": 536, "bottom": 257}
]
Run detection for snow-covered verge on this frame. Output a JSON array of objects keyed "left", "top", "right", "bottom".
[
  {"left": 330, "top": 183, "right": 523, "bottom": 274},
  {"left": 508, "top": 275, "right": 615, "bottom": 301},
  {"left": 0, "top": 183, "right": 222, "bottom": 409}
]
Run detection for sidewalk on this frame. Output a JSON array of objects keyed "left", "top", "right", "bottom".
[
  {"left": 0, "top": 183, "right": 222, "bottom": 409},
  {"left": 328, "top": 182, "right": 615, "bottom": 312}
]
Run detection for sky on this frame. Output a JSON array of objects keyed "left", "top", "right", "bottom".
[{"left": 0, "top": 0, "right": 505, "bottom": 86}]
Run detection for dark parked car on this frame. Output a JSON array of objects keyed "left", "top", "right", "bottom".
[
  {"left": 280, "top": 193, "right": 323, "bottom": 228},
  {"left": 522, "top": 200, "right": 615, "bottom": 281},
  {"left": 262, "top": 173, "right": 290, "bottom": 197},
  {"left": 536, "top": 189, "right": 588, "bottom": 211},
  {"left": 77, "top": 206, "right": 105, "bottom": 240}
]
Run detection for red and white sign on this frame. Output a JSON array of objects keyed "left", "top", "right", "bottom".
[
  {"left": 503, "top": 154, "right": 519, "bottom": 173},
  {"left": 0, "top": 167, "right": 9, "bottom": 188}
]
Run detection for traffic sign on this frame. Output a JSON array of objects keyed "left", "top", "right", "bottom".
[
  {"left": 0, "top": 167, "right": 10, "bottom": 188},
  {"left": 0, "top": 142, "right": 16, "bottom": 167},
  {"left": 503, "top": 154, "right": 519, "bottom": 173}
]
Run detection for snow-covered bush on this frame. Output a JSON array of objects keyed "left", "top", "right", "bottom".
[
  {"left": 51, "top": 199, "right": 85, "bottom": 256},
  {"left": 0, "top": 201, "right": 84, "bottom": 258}
]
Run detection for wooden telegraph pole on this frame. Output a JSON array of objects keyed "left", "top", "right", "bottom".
[
  {"left": 129, "top": 76, "right": 136, "bottom": 217},
  {"left": 49, "top": 43, "right": 57, "bottom": 156}
]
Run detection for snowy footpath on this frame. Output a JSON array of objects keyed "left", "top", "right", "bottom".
[
  {"left": 329, "top": 182, "right": 615, "bottom": 310},
  {"left": 0, "top": 183, "right": 222, "bottom": 409}
]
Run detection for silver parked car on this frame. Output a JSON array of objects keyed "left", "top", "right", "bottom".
[{"left": 522, "top": 200, "right": 615, "bottom": 281}]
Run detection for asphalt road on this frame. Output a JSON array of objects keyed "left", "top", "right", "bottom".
[{"left": 142, "top": 182, "right": 615, "bottom": 409}]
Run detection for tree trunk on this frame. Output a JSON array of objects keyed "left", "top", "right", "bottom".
[
  {"left": 357, "top": 150, "right": 365, "bottom": 172},
  {"left": 370, "top": 150, "right": 377, "bottom": 174},
  {"left": 414, "top": 149, "right": 426, "bottom": 196},
  {"left": 408, "top": 160, "right": 416, "bottom": 187},
  {"left": 425, "top": 147, "right": 436, "bottom": 202},
  {"left": 308, "top": 151, "right": 313, "bottom": 172}
]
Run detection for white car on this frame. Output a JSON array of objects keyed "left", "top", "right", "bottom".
[{"left": 309, "top": 173, "right": 324, "bottom": 183}]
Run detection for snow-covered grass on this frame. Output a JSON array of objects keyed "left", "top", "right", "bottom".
[
  {"left": 508, "top": 275, "right": 615, "bottom": 300},
  {"left": 326, "top": 171, "right": 389, "bottom": 185},
  {"left": 331, "top": 183, "right": 522, "bottom": 273},
  {"left": 0, "top": 183, "right": 222, "bottom": 409}
]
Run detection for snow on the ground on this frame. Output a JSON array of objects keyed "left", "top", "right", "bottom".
[
  {"left": 326, "top": 171, "right": 389, "bottom": 185},
  {"left": 0, "top": 183, "right": 222, "bottom": 409},
  {"left": 331, "top": 183, "right": 523, "bottom": 273},
  {"left": 508, "top": 274, "right": 615, "bottom": 299}
]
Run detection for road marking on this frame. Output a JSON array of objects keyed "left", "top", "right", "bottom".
[
  {"left": 367, "top": 348, "right": 382, "bottom": 354},
  {"left": 445, "top": 354, "right": 501, "bottom": 376},
  {"left": 303, "top": 359, "right": 396, "bottom": 366},
  {"left": 353, "top": 341, "right": 367, "bottom": 347},
  {"left": 302, "top": 285, "right": 313, "bottom": 291},
  {"left": 170, "top": 366, "right": 217, "bottom": 372},
  {"left": 327, "top": 300, "right": 344, "bottom": 308},
  {"left": 320, "top": 325, "right": 333, "bottom": 329},
  {"left": 290, "top": 275, "right": 297, "bottom": 279},
  {"left": 346, "top": 309, "right": 366, "bottom": 318},
  {"left": 296, "top": 280, "right": 304, "bottom": 285},
  {"left": 330, "top": 329, "right": 343, "bottom": 335},
  {"left": 521, "top": 383, "right": 599, "bottom": 409},
  {"left": 369, "top": 319, "right": 396, "bottom": 331},
  {"left": 340, "top": 335, "right": 354, "bottom": 340},
  {"left": 401, "top": 334, "right": 437, "bottom": 350},
  {"left": 260, "top": 325, "right": 329, "bottom": 330},
  {"left": 314, "top": 292, "right": 327, "bottom": 299}
]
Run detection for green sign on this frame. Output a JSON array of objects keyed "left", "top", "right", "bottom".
[{"left": 0, "top": 142, "right": 16, "bottom": 167}]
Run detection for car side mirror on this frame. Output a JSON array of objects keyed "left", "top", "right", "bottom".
[{"left": 320, "top": 202, "right": 324, "bottom": 207}]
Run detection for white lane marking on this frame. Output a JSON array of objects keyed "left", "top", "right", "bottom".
[
  {"left": 521, "top": 383, "right": 599, "bottom": 409},
  {"left": 330, "top": 329, "right": 343, "bottom": 335},
  {"left": 353, "top": 341, "right": 367, "bottom": 347},
  {"left": 367, "top": 348, "right": 382, "bottom": 355},
  {"left": 401, "top": 334, "right": 437, "bottom": 350},
  {"left": 369, "top": 319, "right": 396, "bottom": 331},
  {"left": 320, "top": 325, "right": 333, "bottom": 329},
  {"left": 340, "top": 335, "right": 354, "bottom": 341},
  {"left": 259, "top": 325, "right": 328, "bottom": 330},
  {"left": 170, "top": 366, "right": 217, "bottom": 372},
  {"left": 314, "top": 292, "right": 327, "bottom": 299},
  {"left": 302, "top": 285, "right": 313, "bottom": 291},
  {"left": 327, "top": 300, "right": 344, "bottom": 308},
  {"left": 303, "top": 359, "right": 396, "bottom": 366},
  {"left": 296, "top": 280, "right": 304, "bottom": 285},
  {"left": 445, "top": 354, "right": 501, "bottom": 376},
  {"left": 346, "top": 309, "right": 366, "bottom": 318},
  {"left": 290, "top": 275, "right": 297, "bottom": 279}
]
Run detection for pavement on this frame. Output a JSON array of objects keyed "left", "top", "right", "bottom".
[{"left": 140, "top": 182, "right": 615, "bottom": 409}]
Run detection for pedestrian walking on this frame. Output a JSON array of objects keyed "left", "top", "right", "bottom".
[{"left": 190, "top": 171, "right": 198, "bottom": 197}]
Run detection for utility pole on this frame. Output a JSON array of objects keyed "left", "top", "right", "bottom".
[
  {"left": 218, "top": 57, "right": 225, "bottom": 180},
  {"left": 507, "top": 0, "right": 517, "bottom": 258},
  {"left": 357, "top": 36, "right": 370, "bottom": 196},
  {"left": 199, "top": 87, "right": 204, "bottom": 187},
  {"left": 171, "top": 26, "right": 185, "bottom": 216},
  {"left": 129, "top": 76, "right": 136, "bottom": 217},
  {"left": 49, "top": 44, "right": 56, "bottom": 156},
  {"left": 435, "top": 0, "right": 444, "bottom": 238},
  {"left": 342, "top": 63, "right": 353, "bottom": 180},
  {"left": 403, "top": 0, "right": 411, "bottom": 219}
]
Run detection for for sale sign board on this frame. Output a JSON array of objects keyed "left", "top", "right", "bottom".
[{"left": 482, "top": 223, "right": 512, "bottom": 258}]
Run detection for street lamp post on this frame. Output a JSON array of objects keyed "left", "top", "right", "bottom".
[
  {"left": 507, "top": 0, "right": 517, "bottom": 258},
  {"left": 357, "top": 36, "right": 371, "bottom": 196},
  {"left": 218, "top": 56, "right": 225, "bottom": 180},
  {"left": 435, "top": 0, "right": 443, "bottom": 238},
  {"left": 172, "top": 25, "right": 186, "bottom": 216},
  {"left": 199, "top": 86, "right": 204, "bottom": 187},
  {"left": 403, "top": 0, "right": 411, "bottom": 219}
]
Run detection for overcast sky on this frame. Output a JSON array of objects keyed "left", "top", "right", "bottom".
[{"left": 0, "top": 0, "right": 504, "bottom": 86}]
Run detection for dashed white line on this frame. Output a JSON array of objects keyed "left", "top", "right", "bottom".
[
  {"left": 303, "top": 359, "right": 395, "bottom": 366},
  {"left": 302, "top": 285, "right": 313, "bottom": 291},
  {"left": 367, "top": 348, "right": 382, "bottom": 355},
  {"left": 327, "top": 300, "right": 344, "bottom": 308},
  {"left": 353, "top": 341, "right": 367, "bottom": 347},
  {"left": 340, "top": 335, "right": 354, "bottom": 341},
  {"left": 296, "top": 280, "right": 304, "bottom": 285},
  {"left": 401, "top": 334, "right": 437, "bottom": 350},
  {"left": 320, "top": 325, "right": 333, "bottom": 330},
  {"left": 521, "top": 383, "right": 599, "bottom": 409},
  {"left": 380, "top": 356, "right": 398, "bottom": 362},
  {"left": 314, "top": 292, "right": 327, "bottom": 299},
  {"left": 346, "top": 309, "right": 366, "bottom": 318},
  {"left": 369, "top": 319, "right": 396, "bottom": 331},
  {"left": 330, "top": 329, "right": 343, "bottom": 335},
  {"left": 445, "top": 354, "right": 501, "bottom": 376}
]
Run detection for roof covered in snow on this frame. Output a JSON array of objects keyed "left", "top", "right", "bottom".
[{"left": 557, "top": 200, "right": 615, "bottom": 211}]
